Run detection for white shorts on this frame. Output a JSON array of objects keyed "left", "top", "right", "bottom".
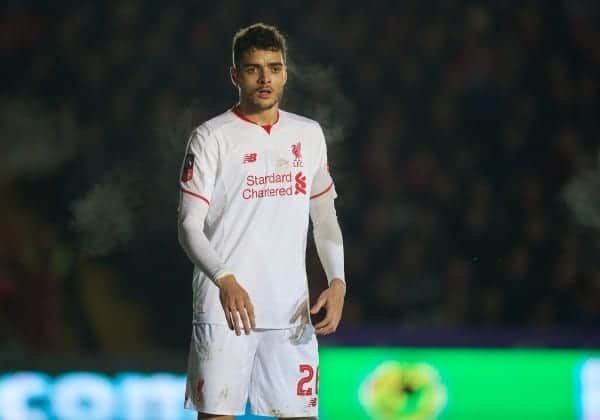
[{"left": 184, "top": 323, "right": 319, "bottom": 418}]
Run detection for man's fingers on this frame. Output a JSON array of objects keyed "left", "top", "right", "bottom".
[
  {"left": 314, "top": 300, "right": 343, "bottom": 328},
  {"left": 239, "top": 305, "right": 252, "bottom": 335},
  {"left": 311, "top": 286, "right": 345, "bottom": 335},
  {"left": 220, "top": 281, "right": 255, "bottom": 336},
  {"left": 225, "top": 311, "right": 235, "bottom": 331},
  {"left": 246, "top": 301, "right": 256, "bottom": 330},
  {"left": 226, "top": 294, "right": 254, "bottom": 336},
  {"left": 229, "top": 307, "right": 242, "bottom": 336},
  {"left": 314, "top": 314, "right": 333, "bottom": 330},
  {"left": 315, "top": 308, "right": 342, "bottom": 333},
  {"left": 310, "top": 294, "right": 328, "bottom": 314},
  {"left": 238, "top": 296, "right": 255, "bottom": 335},
  {"left": 315, "top": 326, "right": 330, "bottom": 335},
  {"left": 316, "top": 326, "right": 333, "bottom": 335},
  {"left": 316, "top": 319, "right": 340, "bottom": 335}
]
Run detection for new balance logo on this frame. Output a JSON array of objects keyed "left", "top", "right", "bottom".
[
  {"left": 294, "top": 172, "right": 306, "bottom": 195},
  {"left": 307, "top": 397, "right": 317, "bottom": 407},
  {"left": 243, "top": 153, "right": 257, "bottom": 163}
]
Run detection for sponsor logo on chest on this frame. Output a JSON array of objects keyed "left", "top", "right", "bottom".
[{"left": 240, "top": 141, "right": 307, "bottom": 200}]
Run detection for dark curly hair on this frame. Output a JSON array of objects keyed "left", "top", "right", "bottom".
[{"left": 232, "top": 23, "right": 287, "bottom": 68}]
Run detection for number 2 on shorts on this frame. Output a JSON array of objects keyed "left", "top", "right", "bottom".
[{"left": 296, "top": 364, "right": 319, "bottom": 396}]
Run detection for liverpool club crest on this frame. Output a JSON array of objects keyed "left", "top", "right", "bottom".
[{"left": 292, "top": 142, "right": 303, "bottom": 167}]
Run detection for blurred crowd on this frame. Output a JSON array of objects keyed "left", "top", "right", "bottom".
[{"left": 1, "top": 0, "right": 599, "bottom": 353}]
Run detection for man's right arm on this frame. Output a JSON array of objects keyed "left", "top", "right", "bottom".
[
  {"left": 178, "top": 125, "right": 232, "bottom": 283},
  {"left": 177, "top": 199, "right": 232, "bottom": 283},
  {"left": 178, "top": 195, "right": 256, "bottom": 335},
  {"left": 177, "top": 126, "right": 255, "bottom": 335}
]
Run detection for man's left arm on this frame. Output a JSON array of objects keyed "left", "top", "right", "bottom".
[{"left": 309, "top": 192, "right": 346, "bottom": 335}]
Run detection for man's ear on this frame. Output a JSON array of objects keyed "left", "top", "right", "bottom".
[{"left": 230, "top": 66, "right": 239, "bottom": 87}]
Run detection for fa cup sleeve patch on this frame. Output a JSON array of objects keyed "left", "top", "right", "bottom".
[{"left": 181, "top": 153, "right": 195, "bottom": 182}]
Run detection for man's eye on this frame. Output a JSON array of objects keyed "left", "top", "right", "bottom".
[
  {"left": 246, "top": 68, "right": 256, "bottom": 74},
  {"left": 271, "top": 67, "right": 282, "bottom": 73}
]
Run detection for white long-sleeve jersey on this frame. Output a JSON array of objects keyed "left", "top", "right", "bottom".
[{"left": 177, "top": 108, "right": 344, "bottom": 328}]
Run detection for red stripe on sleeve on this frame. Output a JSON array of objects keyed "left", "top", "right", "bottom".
[
  {"left": 310, "top": 182, "right": 334, "bottom": 199},
  {"left": 181, "top": 188, "right": 210, "bottom": 205}
]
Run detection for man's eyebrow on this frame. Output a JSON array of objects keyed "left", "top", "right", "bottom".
[{"left": 242, "top": 62, "right": 284, "bottom": 68}]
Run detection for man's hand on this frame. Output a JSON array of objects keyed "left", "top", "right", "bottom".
[
  {"left": 310, "top": 278, "right": 346, "bottom": 335},
  {"left": 216, "top": 275, "right": 256, "bottom": 336}
]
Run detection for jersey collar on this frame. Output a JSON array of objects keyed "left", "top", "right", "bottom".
[{"left": 231, "top": 106, "right": 280, "bottom": 135}]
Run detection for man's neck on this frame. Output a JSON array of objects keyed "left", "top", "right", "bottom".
[{"left": 236, "top": 102, "right": 279, "bottom": 126}]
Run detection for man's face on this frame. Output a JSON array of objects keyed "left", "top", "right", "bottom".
[{"left": 231, "top": 48, "right": 287, "bottom": 112}]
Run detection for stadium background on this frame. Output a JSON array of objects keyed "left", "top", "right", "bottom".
[{"left": 1, "top": 1, "right": 599, "bottom": 419}]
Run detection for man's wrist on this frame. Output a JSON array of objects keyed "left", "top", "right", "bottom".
[
  {"left": 329, "top": 277, "right": 346, "bottom": 294},
  {"left": 215, "top": 272, "right": 235, "bottom": 288}
]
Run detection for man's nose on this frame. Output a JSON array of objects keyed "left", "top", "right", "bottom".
[{"left": 258, "top": 68, "right": 270, "bottom": 84}]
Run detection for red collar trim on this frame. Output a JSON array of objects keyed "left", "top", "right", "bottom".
[{"left": 231, "top": 106, "right": 280, "bottom": 134}]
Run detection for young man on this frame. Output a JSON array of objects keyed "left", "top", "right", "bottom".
[{"left": 178, "top": 23, "right": 346, "bottom": 420}]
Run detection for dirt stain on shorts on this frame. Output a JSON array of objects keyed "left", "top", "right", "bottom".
[{"left": 217, "top": 388, "right": 229, "bottom": 402}]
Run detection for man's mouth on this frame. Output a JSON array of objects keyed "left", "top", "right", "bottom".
[{"left": 257, "top": 88, "right": 272, "bottom": 98}]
